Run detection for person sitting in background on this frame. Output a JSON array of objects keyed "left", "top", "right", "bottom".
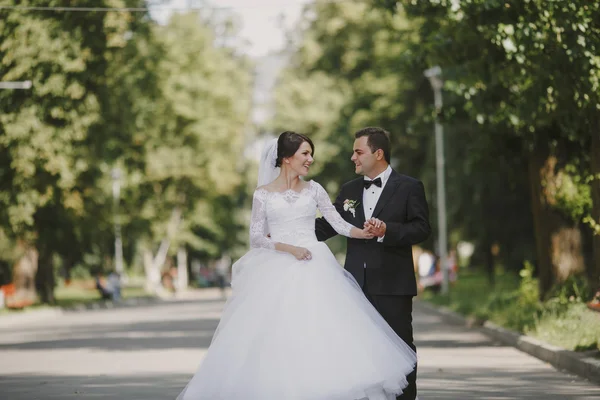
[
  {"left": 214, "top": 254, "right": 232, "bottom": 299},
  {"left": 107, "top": 270, "right": 121, "bottom": 302},
  {"left": 95, "top": 272, "right": 112, "bottom": 300}
]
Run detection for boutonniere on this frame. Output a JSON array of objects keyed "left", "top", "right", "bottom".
[{"left": 343, "top": 199, "right": 360, "bottom": 217}]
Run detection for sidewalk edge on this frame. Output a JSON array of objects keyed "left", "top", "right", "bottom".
[{"left": 415, "top": 299, "right": 600, "bottom": 385}]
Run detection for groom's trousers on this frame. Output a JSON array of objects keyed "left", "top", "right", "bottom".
[{"left": 362, "top": 274, "right": 417, "bottom": 400}]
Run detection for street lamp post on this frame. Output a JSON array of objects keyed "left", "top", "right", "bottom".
[
  {"left": 424, "top": 66, "right": 449, "bottom": 295},
  {"left": 111, "top": 168, "right": 124, "bottom": 277}
]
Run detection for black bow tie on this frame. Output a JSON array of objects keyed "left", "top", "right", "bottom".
[{"left": 364, "top": 177, "right": 382, "bottom": 189}]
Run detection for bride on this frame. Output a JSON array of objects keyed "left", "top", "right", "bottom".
[{"left": 176, "top": 131, "right": 417, "bottom": 400}]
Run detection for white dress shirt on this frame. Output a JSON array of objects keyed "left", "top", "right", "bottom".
[{"left": 363, "top": 165, "right": 392, "bottom": 244}]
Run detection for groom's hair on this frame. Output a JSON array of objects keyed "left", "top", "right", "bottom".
[{"left": 355, "top": 127, "right": 391, "bottom": 164}]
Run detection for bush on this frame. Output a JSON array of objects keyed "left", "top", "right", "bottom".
[{"left": 422, "top": 263, "right": 600, "bottom": 351}]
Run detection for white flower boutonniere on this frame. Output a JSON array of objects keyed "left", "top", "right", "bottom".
[{"left": 343, "top": 199, "right": 360, "bottom": 218}]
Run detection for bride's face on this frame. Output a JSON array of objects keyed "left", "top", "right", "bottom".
[{"left": 283, "top": 141, "right": 314, "bottom": 177}]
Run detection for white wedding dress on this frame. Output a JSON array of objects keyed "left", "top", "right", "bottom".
[{"left": 176, "top": 180, "right": 417, "bottom": 400}]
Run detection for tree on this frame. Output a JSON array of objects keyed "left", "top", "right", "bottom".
[
  {"left": 0, "top": 0, "right": 141, "bottom": 303},
  {"left": 272, "top": 0, "right": 537, "bottom": 277},
  {"left": 120, "top": 11, "right": 253, "bottom": 292},
  {"left": 0, "top": 2, "right": 254, "bottom": 303},
  {"left": 373, "top": 0, "right": 600, "bottom": 297}
]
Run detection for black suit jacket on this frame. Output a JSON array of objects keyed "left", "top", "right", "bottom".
[{"left": 315, "top": 170, "right": 431, "bottom": 296}]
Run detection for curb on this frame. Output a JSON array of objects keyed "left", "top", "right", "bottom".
[{"left": 415, "top": 300, "right": 600, "bottom": 385}]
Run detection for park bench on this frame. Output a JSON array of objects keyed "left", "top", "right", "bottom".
[
  {"left": 0, "top": 283, "right": 35, "bottom": 308},
  {"left": 0, "top": 283, "right": 16, "bottom": 297}
]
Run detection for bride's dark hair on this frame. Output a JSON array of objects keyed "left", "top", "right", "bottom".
[{"left": 275, "top": 131, "right": 315, "bottom": 167}]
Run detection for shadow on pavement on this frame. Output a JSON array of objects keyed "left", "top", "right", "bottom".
[
  {"left": 3, "top": 367, "right": 599, "bottom": 400},
  {"left": 413, "top": 301, "right": 600, "bottom": 399},
  {"left": 0, "top": 373, "right": 187, "bottom": 400},
  {"left": 418, "top": 366, "right": 600, "bottom": 399},
  {"left": 0, "top": 316, "right": 221, "bottom": 352}
]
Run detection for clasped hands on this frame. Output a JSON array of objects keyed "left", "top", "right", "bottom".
[
  {"left": 356, "top": 218, "right": 386, "bottom": 240},
  {"left": 277, "top": 218, "right": 386, "bottom": 261}
]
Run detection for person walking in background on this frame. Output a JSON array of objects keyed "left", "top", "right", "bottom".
[
  {"left": 107, "top": 270, "right": 121, "bottom": 302},
  {"left": 214, "top": 253, "right": 231, "bottom": 299}
]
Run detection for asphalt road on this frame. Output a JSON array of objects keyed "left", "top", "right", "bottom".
[{"left": 1, "top": 289, "right": 598, "bottom": 400}]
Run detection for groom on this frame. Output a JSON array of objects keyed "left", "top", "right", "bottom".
[{"left": 315, "top": 127, "right": 431, "bottom": 400}]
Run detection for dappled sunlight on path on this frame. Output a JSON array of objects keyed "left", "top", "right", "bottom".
[{"left": 0, "top": 290, "right": 598, "bottom": 399}]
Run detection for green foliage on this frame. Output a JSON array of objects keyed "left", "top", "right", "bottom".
[
  {"left": 486, "top": 262, "right": 541, "bottom": 332},
  {"left": 533, "top": 303, "right": 599, "bottom": 352},
  {"left": 0, "top": 1, "right": 254, "bottom": 301},
  {"left": 550, "top": 164, "right": 593, "bottom": 223},
  {"left": 424, "top": 265, "right": 600, "bottom": 351},
  {"left": 275, "top": 0, "right": 600, "bottom": 293},
  {"left": 271, "top": 3, "right": 600, "bottom": 330},
  {"left": 124, "top": 11, "right": 253, "bottom": 260},
  {"left": 388, "top": 1, "right": 600, "bottom": 248},
  {"left": 272, "top": 0, "right": 538, "bottom": 268}
]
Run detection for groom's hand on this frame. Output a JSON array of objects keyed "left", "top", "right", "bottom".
[{"left": 364, "top": 218, "right": 386, "bottom": 237}]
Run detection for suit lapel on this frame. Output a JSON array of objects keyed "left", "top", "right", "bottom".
[{"left": 372, "top": 170, "right": 401, "bottom": 219}]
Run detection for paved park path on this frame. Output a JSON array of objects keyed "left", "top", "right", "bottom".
[{"left": 1, "top": 289, "right": 599, "bottom": 399}]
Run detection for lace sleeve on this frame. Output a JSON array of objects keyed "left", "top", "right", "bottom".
[
  {"left": 313, "top": 181, "right": 353, "bottom": 238},
  {"left": 249, "top": 189, "right": 275, "bottom": 250}
]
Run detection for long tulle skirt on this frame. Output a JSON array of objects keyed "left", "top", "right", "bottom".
[{"left": 176, "top": 242, "right": 416, "bottom": 400}]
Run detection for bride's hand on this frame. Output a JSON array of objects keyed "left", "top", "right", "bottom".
[
  {"left": 291, "top": 246, "right": 312, "bottom": 261},
  {"left": 355, "top": 228, "right": 375, "bottom": 240}
]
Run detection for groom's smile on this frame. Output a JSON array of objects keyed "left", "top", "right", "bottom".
[{"left": 352, "top": 136, "right": 376, "bottom": 177}]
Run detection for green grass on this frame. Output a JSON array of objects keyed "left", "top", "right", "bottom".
[
  {"left": 420, "top": 268, "right": 600, "bottom": 352},
  {"left": 420, "top": 270, "right": 522, "bottom": 324},
  {"left": 52, "top": 285, "right": 152, "bottom": 308},
  {"left": 0, "top": 283, "right": 152, "bottom": 315},
  {"left": 532, "top": 303, "right": 600, "bottom": 351}
]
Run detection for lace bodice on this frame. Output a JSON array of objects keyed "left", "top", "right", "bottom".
[{"left": 250, "top": 180, "right": 353, "bottom": 249}]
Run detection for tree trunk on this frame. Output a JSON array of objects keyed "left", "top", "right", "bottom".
[
  {"left": 480, "top": 181, "right": 495, "bottom": 286},
  {"left": 590, "top": 131, "right": 600, "bottom": 293},
  {"left": 143, "top": 248, "right": 161, "bottom": 293},
  {"left": 11, "top": 241, "right": 38, "bottom": 306},
  {"left": 528, "top": 142, "right": 587, "bottom": 299},
  {"left": 550, "top": 225, "right": 585, "bottom": 282},
  {"left": 176, "top": 247, "right": 188, "bottom": 292},
  {"left": 143, "top": 205, "right": 183, "bottom": 295},
  {"left": 484, "top": 239, "right": 495, "bottom": 287},
  {"left": 152, "top": 207, "right": 182, "bottom": 269},
  {"left": 528, "top": 145, "right": 555, "bottom": 299},
  {"left": 35, "top": 246, "right": 55, "bottom": 304}
]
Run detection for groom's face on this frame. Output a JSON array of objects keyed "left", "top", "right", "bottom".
[{"left": 351, "top": 136, "right": 377, "bottom": 176}]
